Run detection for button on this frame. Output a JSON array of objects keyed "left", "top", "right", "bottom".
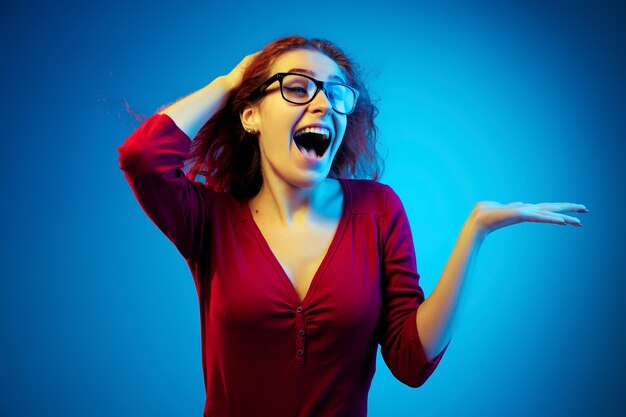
[
  {"left": 298, "top": 329, "right": 305, "bottom": 337},
  {"left": 296, "top": 306, "right": 303, "bottom": 313},
  {"left": 297, "top": 349, "right": 304, "bottom": 356}
]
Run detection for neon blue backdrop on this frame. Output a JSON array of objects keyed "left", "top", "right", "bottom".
[{"left": 1, "top": 1, "right": 624, "bottom": 416}]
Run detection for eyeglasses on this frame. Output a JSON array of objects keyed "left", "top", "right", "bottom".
[{"left": 252, "top": 72, "right": 360, "bottom": 115}]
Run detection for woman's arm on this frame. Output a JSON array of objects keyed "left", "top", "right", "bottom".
[
  {"left": 158, "top": 52, "right": 258, "bottom": 139},
  {"left": 117, "top": 53, "right": 257, "bottom": 260},
  {"left": 416, "top": 201, "right": 588, "bottom": 361}
]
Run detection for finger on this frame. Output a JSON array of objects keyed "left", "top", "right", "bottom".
[
  {"left": 245, "top": 52, "right": 260, "bottom": 61},
  {"left": 536, "top": 210, "right": 582, "bottom": 226},
  {"left": 238, "top": 52, "right": 261, "bottom": 67},
  {"left": 523, "top": 210, "right": 567, "bottom": 225},
  {"left": 560, "top": 213, "right": 583, "bottom": 226},
  {"left": 535, "top": 203, "right": 589, "bottom": 214}
]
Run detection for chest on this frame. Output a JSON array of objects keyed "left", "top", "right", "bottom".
[
  {"left": 255, "top": 220, "right": 338, "bottom": 302},
  {"left": 207, "top": 208, "right": 385, "bottom": 344},
  {"left": 208, "top": 210, "right": 384, "bottom": 350}
]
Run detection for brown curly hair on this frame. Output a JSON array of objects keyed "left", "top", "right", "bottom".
[{"left": 186, "top": 36, "right": 383, "bottom": 201}]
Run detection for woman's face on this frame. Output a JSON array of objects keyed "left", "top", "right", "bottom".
[{"left": 243, "top": 49, "right": 349, "bottom": 189}]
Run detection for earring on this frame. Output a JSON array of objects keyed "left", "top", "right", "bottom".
[{"left": 245, "top": 127, "right": 257, "bottom": 134}]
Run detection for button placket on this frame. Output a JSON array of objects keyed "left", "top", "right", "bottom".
[{"left": 294, "top": 305, "right": 306, "bottom": 362}]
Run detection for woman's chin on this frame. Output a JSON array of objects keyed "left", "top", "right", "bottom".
[
  {"left": 291, "top": 176, "right": 325, "bottom": 189},
  {"left": 288, "top": 169, "right": 330, "bottom": 189}
]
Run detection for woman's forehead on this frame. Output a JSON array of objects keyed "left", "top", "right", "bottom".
[{"left": 270, "top": 49, "right": 346, "bottom": 82}]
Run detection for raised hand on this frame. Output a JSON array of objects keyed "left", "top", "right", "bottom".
[
  {"left": 224, "top": 52, "right": 260, "bottom": 92},
  {"left": 471, "top": 201, "right": 589, "bottom": 238},
  {"left": 156, "top": 52, "right": 260, "bottom": 139},
  {"left": 417, "top": 200, "right": 589, "bottom": 360}
]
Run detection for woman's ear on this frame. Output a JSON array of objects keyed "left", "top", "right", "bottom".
[{"left": 240, "top": 104, "right": 259, "bottom": 134}]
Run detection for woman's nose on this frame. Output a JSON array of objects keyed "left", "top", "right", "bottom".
[{"left": 309, "top": 89, "right": 333, "bottom": 114}]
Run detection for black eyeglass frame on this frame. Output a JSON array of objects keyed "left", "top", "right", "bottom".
[{"left": 252, "top": 72, "right": 360, "bottom": 115}]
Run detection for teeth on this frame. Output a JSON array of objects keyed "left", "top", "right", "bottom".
[{"left": 294, "top": 126, "right": 330, "bottom": 139}]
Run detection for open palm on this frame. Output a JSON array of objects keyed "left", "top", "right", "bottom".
[{"left": 473, "top": 201, "right": 588, "bottom": 237}]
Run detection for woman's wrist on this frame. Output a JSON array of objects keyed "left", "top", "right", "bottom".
[
  {"left": 466, "top": 207, "right": 488, "bottom": 245},
  {"left": 215, "top": 75, "right": 236, "bottom": 94}
]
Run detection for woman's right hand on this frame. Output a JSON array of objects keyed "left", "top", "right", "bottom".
[
  {"left": 223, "top": 52, "right": 260, "bottom": 92},
  {"left": 156, "top": 52, "right": 260, "bottom": 139}
]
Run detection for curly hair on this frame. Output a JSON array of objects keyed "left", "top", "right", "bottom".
[{"left": 186, "top": 36, "right": 383, "bottom": 201}]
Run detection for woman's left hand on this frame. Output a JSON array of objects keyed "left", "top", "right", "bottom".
[{"left": 471, "top": 201, "right": 589, "bottom": 239}]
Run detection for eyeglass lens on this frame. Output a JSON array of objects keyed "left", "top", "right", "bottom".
[{"left": 282, "top": 74, "right": 356, "bottom": 114}]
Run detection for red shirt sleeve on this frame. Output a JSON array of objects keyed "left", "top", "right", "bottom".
[
  {"left": 117, "top": 113, "right": 210, "bottom": 261},
  {"left": 378, "top": 184, "right": 448, "bottom": 387}
]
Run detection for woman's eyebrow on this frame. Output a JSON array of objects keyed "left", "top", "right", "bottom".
[{"left": 287, "top": 68, "right": 346, "bottom": 83}]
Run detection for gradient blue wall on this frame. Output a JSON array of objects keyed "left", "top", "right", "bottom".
[{"left": 1, "top": 1, "right": 624, "bottom": 416}]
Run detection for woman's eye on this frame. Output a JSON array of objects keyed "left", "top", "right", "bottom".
[{"left": 285, "top": 86, "right": 308, "bottom": 95}]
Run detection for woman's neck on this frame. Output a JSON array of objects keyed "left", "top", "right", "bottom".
[{"left": 249, "top": 177, "right": 341, "bottom": 228}]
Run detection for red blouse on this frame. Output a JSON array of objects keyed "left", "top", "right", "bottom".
[{"left": 118, "top": 113, "right": 446, "bottom": 417}]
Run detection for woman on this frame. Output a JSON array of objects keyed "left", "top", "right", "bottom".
[{"left": 118, "top": 36, "right": 587, "bottom": 417}]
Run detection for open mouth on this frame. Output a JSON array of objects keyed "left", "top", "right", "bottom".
[{"left": 293, "top": 127, "right": 331, "bottom": 159}]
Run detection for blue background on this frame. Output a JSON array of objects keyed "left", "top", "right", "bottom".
[{"left": 1, "top": 1, "right": 624, "bottom": 416}]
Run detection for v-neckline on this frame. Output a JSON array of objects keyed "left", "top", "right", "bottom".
[{"left": 242, "top": 178, "right": 352, "bottom": 306}]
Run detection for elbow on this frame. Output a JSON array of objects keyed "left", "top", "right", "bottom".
[
  {"left": 381, "top": 348, "right": 435, "bottom": 388},
  {"left": 381, "top": 332, "right": 446, "bottom": 388},
  {"left": 117, "top": 142, "right": 155, "bottom": 174},
  {"left": 117, "top": 119, "right": 159, "bottom": 172},
  {"left": 405, "top": 375, "right": 428, "bottom": 389},
  {"left": 388, "top": 364, "right": 431, "bottom": 388},
  {"left": 117, "top": 143, "right": 137, "bottom": 171}
]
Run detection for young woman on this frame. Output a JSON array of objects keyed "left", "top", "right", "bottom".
[{"left": 118, "top": 36, "right": 587, "bottom": 417}]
